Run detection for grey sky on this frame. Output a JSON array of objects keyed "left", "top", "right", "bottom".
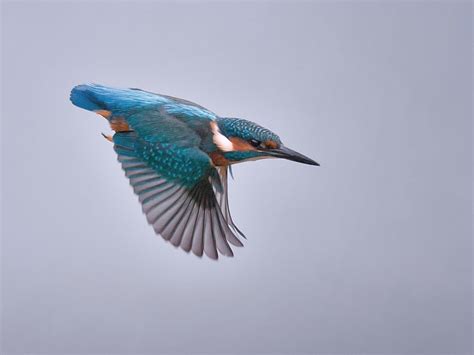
[{"left": 1, "top": 1, "right": 472, "bottom": 354}]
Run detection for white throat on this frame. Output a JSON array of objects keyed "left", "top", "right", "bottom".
[{"left": 210, "top": 121, "right": 234, "bottom": 152}]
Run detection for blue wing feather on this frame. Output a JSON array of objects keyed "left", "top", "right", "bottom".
[{"left": 113, "top": 130, "right": 211, "bottom": 187}]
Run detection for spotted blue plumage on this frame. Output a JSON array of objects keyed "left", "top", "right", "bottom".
[
  {"left": 113, "top": 130, "right": 211, "bottom": 187},
  {"left": 70, "top": 83, "right": 318, "bottom": 259},
  {"left": 216, "top": 117, "right": 281, "bottom": 145}
]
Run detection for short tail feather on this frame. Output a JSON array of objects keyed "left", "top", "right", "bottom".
[
  {"left": 70, "top": 84, "right": 106, "bottom": 112},
  {"left": 70, "top": 83, "right": 165, "bottom": 114}
]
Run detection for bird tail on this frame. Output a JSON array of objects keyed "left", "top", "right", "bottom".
[
  {"left": 70, "top": 84, "right": 110, "bottom": 113},
  {"left": 71, "top": 84, "right": 146, "bottom": 134},
  {"left": 70, "top": 83, "right": 163, "bottom": 116}
]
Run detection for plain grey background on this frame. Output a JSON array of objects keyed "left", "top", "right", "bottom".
[{"left": 1, "top": 1, "right": 472, "bottom": 354}]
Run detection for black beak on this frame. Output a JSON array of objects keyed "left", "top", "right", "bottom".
[{"left": 267, "top": 145, "right": 319, "bottom": 166}]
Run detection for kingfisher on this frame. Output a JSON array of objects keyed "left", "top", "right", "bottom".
[{"left": 70, "top": 84, "right": 319, "bottom": 259}]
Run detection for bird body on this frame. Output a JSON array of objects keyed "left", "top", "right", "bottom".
[{"left": 70, "top": 84, "right": 318, "bottom": 259}]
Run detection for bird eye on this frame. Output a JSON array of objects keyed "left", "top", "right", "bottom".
[{"left": 249, "top": 139, "right": 262, "bottom": 148}]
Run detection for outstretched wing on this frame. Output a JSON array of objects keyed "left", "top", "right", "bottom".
[{"left": 114, "top": 131, "right": 244, "bottom": 259}]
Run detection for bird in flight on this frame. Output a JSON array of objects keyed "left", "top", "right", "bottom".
[{"left": 70, "top": 84, "right": 319, "bottom": 259}]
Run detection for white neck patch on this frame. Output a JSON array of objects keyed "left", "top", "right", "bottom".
[{"left": 210, "top": 121, "right": 234, "bottom": 152}]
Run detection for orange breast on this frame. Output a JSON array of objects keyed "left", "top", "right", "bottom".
[
  {"left": 209, "top": 151, "right": 229, "bottom": 166},
  {"left": 229, "top": 137, "right": 255, "bottom": 151}
]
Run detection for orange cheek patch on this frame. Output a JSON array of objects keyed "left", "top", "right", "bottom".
[
  {"left": 264, "top": 140, "right": 278, "bottom": 149},
  {"left": 110, "top": 118, "right": 130, "bottom": 132},
  {"left": 229, "top": 137, "right": 255, "bottom": 151}
]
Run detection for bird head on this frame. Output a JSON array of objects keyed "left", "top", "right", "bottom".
[{"left": 213, "top": 117, "right": 319, "bottom": 166}]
